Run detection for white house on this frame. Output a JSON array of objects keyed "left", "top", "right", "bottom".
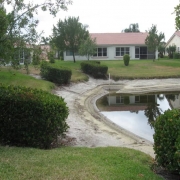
[
  {"left": 64, "top": 32, "right": 158, "bottom": 61},
  {"left": 166, "top": 31, "right": 180, "bottom": 52}
]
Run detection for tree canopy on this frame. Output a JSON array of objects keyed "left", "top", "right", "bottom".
[
  {"left": 78, "top": 36, "right": 97, "bottom": 60},
  {"left": 52, "top": 16, "right": 89, "bottom": 62},
  {"left": 0, "top": 0, "right": 72, "bottom": 66},
  {"left": 122, "top": 23, "right": 140, "bottom": 33},
  {"left": 174, "top": 3, "right": 180, "bottom": 30},
  {"left": 145, "top": 25, "right": 165, "bottom": 61}
]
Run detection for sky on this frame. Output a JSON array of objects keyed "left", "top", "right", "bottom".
[
  {"left": 36, "top": 0, "right": 180, "bottom": 42},
  {"left": 6, "top": 0, "right": 180, "bottom": 42}
]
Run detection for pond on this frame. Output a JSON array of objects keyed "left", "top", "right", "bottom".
[{"left": 97, "top": 92, "right": 180, "bottom": 142}]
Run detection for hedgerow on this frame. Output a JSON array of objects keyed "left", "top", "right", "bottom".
[
  {"left": 81, "top": 61, "right": 108, "bottom": 79},
  {"left": 0, "top": 84, "right": 69, "bottom": 149},
  {"left": 40, "top": 61, "right": 72, "bottom": 85},
  {"left": 153, "top": 109, "right": 180, "bottom": 173}
]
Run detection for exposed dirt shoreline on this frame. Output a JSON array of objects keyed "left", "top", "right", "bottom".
[{"left": 54, "top": 77, "right": 180, "bottom": 158}]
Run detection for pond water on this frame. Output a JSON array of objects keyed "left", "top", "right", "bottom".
[{"left": 99, "top": 92, "right": 180, "bottom": 142}]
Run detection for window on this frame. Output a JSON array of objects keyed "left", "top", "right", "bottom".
[
  {"left": 94, "top": 48, "right": 107, "bottom": 57},
  {"left": 116, "top": 96, "right": 124, "bottom": 104},
  {"left": 135, "top": 96, "right": 140, "bottom": 103},
  {"left": 116, "top": 47, "right": 129, "bottom": 56}
]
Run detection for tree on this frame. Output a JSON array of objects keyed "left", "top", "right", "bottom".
[
  {"left": 174, "top": 3, "right": 180, "bottom": 30},
  {"left": 158, "top": 42, "right": 166, "bottom": 58},
  {"left": 78, "top": 36, "right": 96, "bottom": 60},
  {"left": 122, "top": 23, "right": 140, "bottom": 33},
  {"left": 145, "top": 25, "right": 165, "bottom": 61},
  {"left": 52, "top": 17, "right": 89, "bottom": 63},
  {"left": 166, "top": 45, "right": 176, "bottom": 59},
  {"left": 0, "top": 0, "right": 72, "bottom": 67}
]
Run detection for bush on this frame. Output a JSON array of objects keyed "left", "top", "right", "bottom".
[
  {"left": 153, "top": 109, "right": 180, "bottom": 173},
  {"left": 123, "top": 54, "right": 130, "bottom": 66},
  {"left": 48, "top": 51, "right": 55, "bottom": 63},
  {"left": 81, "top": 62, "right": 108, "bottom": 79},
  {"left": 40, "top": 62, "right": 72, "bottom": 85},
  {"left": 0, "top": 84, "right": 69, "bottom": 149},
  {"left": 173, "top": 52, "right": 180, "bottom": 59}
]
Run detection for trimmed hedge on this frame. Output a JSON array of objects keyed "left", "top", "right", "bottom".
[
  {"left": 153, "top": 109, "right": 180, "bottom": 173},
  {"left": 0, "top": 84, "right": 69, "bottom": 149},
  {"left": 123, "top": 54, "right": 130, "bottom": 66},
  {"left": 81, "top": 61, "right": 108, "bottom": 79},
  {"left": 40, "top": 62, "right": 72, "bottom": 85}
]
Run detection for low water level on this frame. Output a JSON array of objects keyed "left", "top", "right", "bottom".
[{"left": 99, "top": 92, "right": 180, "bottom": 142}]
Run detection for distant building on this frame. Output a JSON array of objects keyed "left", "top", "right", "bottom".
[{"left": 64, "top": 32, "right": 158, "bottom": 61}]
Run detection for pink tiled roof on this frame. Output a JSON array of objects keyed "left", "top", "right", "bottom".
[{"left": 90, "top": 32, "right": 148, "bottom": 45}]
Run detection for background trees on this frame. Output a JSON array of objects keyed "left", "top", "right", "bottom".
[
  {"left": 78, "top": 37, "right": 96, "bottom": 60},
  {"left": 52, "top": 17, "right": 89, "bottom": 63},
  {"left": 0, "top": 0, "right": 71, "bottom": 66},
  {"left": 122, "top": 23, "right": 140, "bottom": 33},
  {"left": 145, "top": 25, "right": 165, "bottom": 61}
]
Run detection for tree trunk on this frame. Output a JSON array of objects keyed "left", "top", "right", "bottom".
[{"left": 73, "top": 51, "right": 76, "bottom": 63}]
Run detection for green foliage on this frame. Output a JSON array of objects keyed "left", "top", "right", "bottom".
[
  {"left": 122, "top": 23, "right": 140, "bottom": 33},
  {"left": 48, "top": 51, "right": 55, "bottom": 63},
  {"left": 123, "top": 54, "right": 130, "bottom": 66},
  {"left": 174, "top": 4, "right": 180, "bottom": 30},
  {"left": 145, "top": 25, "right": 165, "bottom": 60},
  {"left": 40, "top": 61, "right": 72, "bottom": 84},
  {"left": 78, "top": 36, "right": 97, "bottom": 60},
  {"left": 153, "top": 109, "right": 180, "bottom": 173},
  {"left": 0, "top": 0, "right": 71, "bottom": 67},
  {"left": 52, "top": 17, "right": 89, "bottom": 63},
  {"left": 173, "top": 52, "right": 180, "bottom": 59},
  {"left": 158, "top": 43, "right": 166, "bottom": 58},
  {"left": 0, "top": 84, "right": 69, "bottom": 149},
  {"left": 81, "top": 61, "right": 108, "bottom": 79},
  {"left": 166, "top": 45, "right": 177, "bottom": 59}
]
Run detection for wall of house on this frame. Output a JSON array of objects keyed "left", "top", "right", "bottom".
[
  {"left": 64, "top": 45, "right": 139, "bottom": 61},
  {"left": 166, "top": 35, "right": 180, "bottom": 53}
]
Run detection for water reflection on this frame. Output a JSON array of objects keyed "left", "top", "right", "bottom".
[{"left": 99, "top": 92, "right": 179, "bottom": 142}]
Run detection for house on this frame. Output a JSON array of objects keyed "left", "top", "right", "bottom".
[
  {"left": 106, "top": 94, "right": 157, "bottom": 112},
  {"left": 64, "top": 32, "right": 158, "bottom": 61},
  {"left": 166, "top": 31, "right": 180, "bottom": 52},
  {"left": 39, "top": 44, "right": 51, "bottom": 60}
]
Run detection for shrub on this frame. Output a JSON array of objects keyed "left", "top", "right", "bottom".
[
  {"left": 123, "top": 54, "right": 130, "bottom": 66},
  {"left": 173, "top": 52, "right": 180, "bottom": 59},
  {"left": 153, "top": 109, "right": 180, "bottom": 173},
  {"left": 48, "top": 51, "right": 55, "bottom": 63},
  {"left": 40, "top": 62, "right": 72, "bottom": 85},
  {"left": 81, "top": 62, "right": 108, "bottom": 79},
  {"left": 0, "top": 84, "right": 69, "bottom": 149}
]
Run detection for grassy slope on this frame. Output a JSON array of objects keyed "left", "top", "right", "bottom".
[
  {"left": 0, "top": 146, "right": 162, "bottom": 180},
  {"left": 0, "top": 68, "right": 54, "bottom": 92}
]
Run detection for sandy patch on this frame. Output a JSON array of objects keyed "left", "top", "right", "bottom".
[{"left": 53, "top": 77, "right": 180, "bottom": 158}]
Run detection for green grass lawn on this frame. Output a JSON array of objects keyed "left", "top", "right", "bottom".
[
  {"left": 54, "top": 59, "right": 180, "bottom": 81},
  {"left": 0, "top": 146, "right": 163, "bottom": 180},
  {"left": 0, "top": 68, "right": 54, "bottom": 92}
]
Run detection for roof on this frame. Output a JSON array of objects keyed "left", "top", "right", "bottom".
[
  {"left": 166, "top": 31, "right": 180, "bottom": 46},
  {"left": 90, "top": 32, "right": 148, "bottom": 45}
]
